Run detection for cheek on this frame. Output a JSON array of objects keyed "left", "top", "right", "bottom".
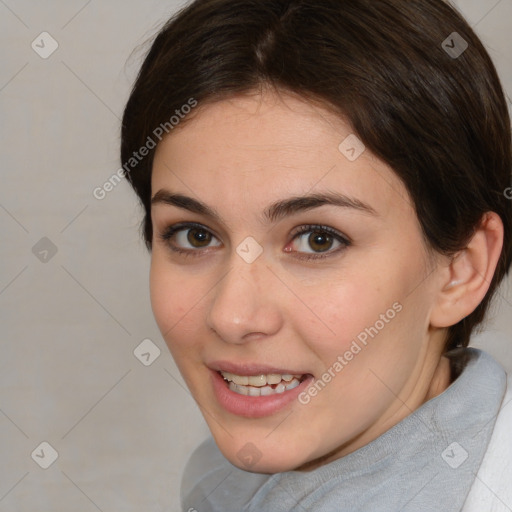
[
  {"left": 149, "top": 256, "right": 204, "bottom": 346},
  {"left": 295, "top": 262, "right": 422, "bottom": 375},
  {"left": 297, "top": 275, "right": 389, "bottom": 347}
]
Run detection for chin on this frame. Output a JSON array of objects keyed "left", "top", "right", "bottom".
[{"left": 213, "top": 434, "right": 312, "bottom": 474}]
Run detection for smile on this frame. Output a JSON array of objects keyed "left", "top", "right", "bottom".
[
  {"left": 210, "top": 368, "right": 314, "bottom": 418},
  {"left": 220, "top": 372, "right": 305, "bottom": 396}
]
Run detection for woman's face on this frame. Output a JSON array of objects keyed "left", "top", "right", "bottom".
[{"left": 150, "top": 90, "right": 448, "bottom": 473}]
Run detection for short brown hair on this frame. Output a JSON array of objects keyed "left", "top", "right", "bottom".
[{"left": 121, "top": 0, "right": 512, "bottom": 350}]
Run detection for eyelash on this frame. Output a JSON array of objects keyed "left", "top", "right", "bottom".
[{"left": 158, "top": 222, "right": 351, "bottom": 261}]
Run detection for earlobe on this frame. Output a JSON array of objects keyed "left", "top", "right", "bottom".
[{"left": 430, "top": 212, "right": 504, "bottom": 329}]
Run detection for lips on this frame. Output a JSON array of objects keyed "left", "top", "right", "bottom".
[{"left": 208, "top": 362, "right": 314, "bottom": 418}]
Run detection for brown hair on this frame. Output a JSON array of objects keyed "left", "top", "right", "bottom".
[{"left": 121, "top": 0, "right": 512, "bottom": 351}]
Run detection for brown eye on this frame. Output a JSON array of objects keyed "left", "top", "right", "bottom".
[
  {"left": 288, "top": 225, "right": 350, "bottom": 260},
  {"left": 308, "top": 231, "right": 334, "bottom": 252},
  {"left": 160, "top": 223, "right": 222, "bottom": 254},
  {"left": 187, "top": 228, "right": 212, "bottom": 247},
  {"left": 291, "top": 229, "right": 341, "bottom": 254}
]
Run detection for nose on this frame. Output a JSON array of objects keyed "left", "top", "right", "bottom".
[{"left": 205, "top": 255, "right": 283, "bottom": 344}]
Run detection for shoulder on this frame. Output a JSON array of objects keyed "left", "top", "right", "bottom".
[
  {"left": 462, "top": 371, "right": 512, "bottom": 512},
  {"left": 180, "top": 437, "right": 271, "bottom": 512}
]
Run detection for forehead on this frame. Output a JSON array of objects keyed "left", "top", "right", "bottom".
[{"left": 151, "top": 91, "right": 412, "bottom": 221}]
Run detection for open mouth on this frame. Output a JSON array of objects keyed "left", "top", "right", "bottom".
[{"left": 219, "top": 371, "right": 310, "bottom": 397}]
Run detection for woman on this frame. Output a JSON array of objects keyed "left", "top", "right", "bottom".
[{"left": 121, "top": 0, "right": 512, "bottom": 510}]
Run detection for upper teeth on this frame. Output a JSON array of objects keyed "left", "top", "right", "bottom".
[{"left": 220, "top": 372, "right": 301, "bottom": 387}]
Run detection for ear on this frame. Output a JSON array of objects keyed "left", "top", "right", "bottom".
[{"left": 430, "top": 211, "right": 504, "bottom": 328}]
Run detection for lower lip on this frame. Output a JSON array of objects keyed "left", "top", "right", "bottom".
[{"left": 210, "top": 369, "right": 314, "bottom": 418}]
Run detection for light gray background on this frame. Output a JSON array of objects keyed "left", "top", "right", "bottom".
[{"left": 0, "top": 1, "right": 511, "bottom": 511}]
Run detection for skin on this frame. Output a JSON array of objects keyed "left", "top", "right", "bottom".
[{"left": 148, "top": 89, "right": 502, "bottom": 473}]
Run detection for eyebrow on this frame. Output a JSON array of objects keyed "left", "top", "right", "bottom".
[{"left": 151, "top": 189, "right": 377, "bottom": 224}]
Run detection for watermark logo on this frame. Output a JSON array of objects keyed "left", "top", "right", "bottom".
[
  {"left": 31, "top": 441, "right": 59, "bottom": 469},
  {"left": 32, "top": 237, "right": 58, "bottom": 263},
  {"left": 442, "top": 32, "right": 468, "bottom": 59},
  {"left": 339, "top": 134, "right": 365, "bottom": 162},
  {"left": 441, "top": 442, "right": 468, "bottom": 469},
  {"left": 31, "top": 32, "right": 59, "bottom": 59},
  {"left": 134, "top": 338, "right": 161, "bottom": 366},
  {"left": 236, "top": 442, "right": 262, "bottom": 469},
  {"left": 236, "top": 237, "right": 264, "bottom": 264}
]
